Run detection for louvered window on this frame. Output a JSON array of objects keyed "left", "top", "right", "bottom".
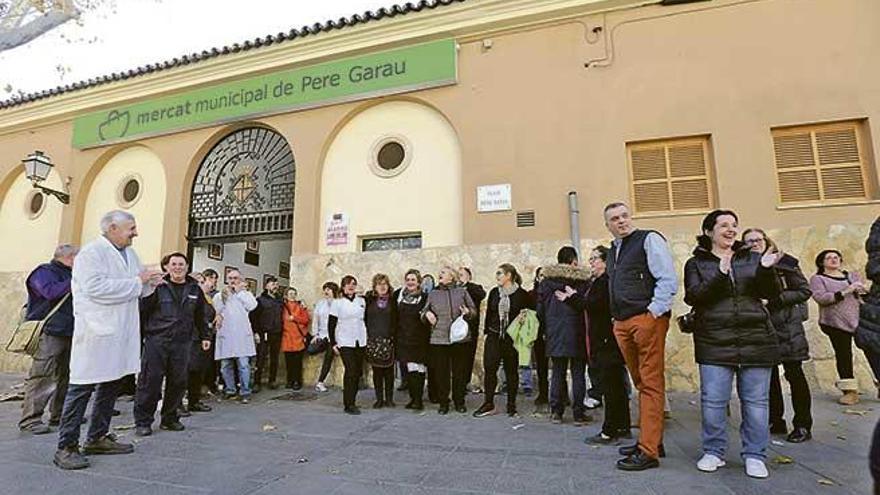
[
  {"left": 772, "top": 121, "right": 870, "bottom": 204},
  {"left": 627, "top": 136, "right": 714, "bottom": 214}
]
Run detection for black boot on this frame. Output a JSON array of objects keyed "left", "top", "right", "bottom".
[{"left": 409, "top": 372, "right": 426, "bottom": 410}]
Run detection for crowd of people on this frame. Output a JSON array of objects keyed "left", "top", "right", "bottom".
[{"left": 12, "top": 206, "right": 880, "bottom": 485}]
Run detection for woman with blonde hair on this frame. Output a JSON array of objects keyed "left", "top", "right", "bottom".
[{"left": 422, "top": 265, "right": 477, "bottom": 414}]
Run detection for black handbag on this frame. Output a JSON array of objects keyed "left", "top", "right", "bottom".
[
  {"left": 307, "top": 337, "right": 327, "bottom": 355},
  {"left": 676, "top": 310, "right": 698, "bottom": 334}
]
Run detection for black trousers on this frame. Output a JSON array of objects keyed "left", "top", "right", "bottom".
[
  {"left": 285, "top": 350, "right": 305, "bottom": 387},
  {"left": 465, "top": 335, "right": 479, "bottom": 386},
  {"left": 134, "top": 336, "right": 190, "bottom": 427},
  {"left": 534, "top": 334, "right": 549, "bottom": 402},
  {"left": 429, "top": 343, "right": 470, "bottom": 408},
  {"left": 822, "top": 324, "right": 880, "bottom": 381},
  {"left": 483, "top": 333, "right": 519, "bottom": 407},
  {"left": 372, "top": 366, "right": 394, "bottom": 402},
  {"left": 255, "top": 332, "right": 282, "bottom": 386},
  {"left": 318, "top": 339, "right": 334, "bottom": 383},
  {"left": 187, "top": 341, "right": 209, "bottom": 406},
  {"left": 769, "top": 361, "right": 813, "bottom": 430},
  {"left": 599, "top": 365, "right": 631, "bottom": 436},
  {"left": 587, "top": 366, "right": 603, "bottom": 401},
  {"left": 339, "top": 346, "right": 364, "bottom": 409},
  {"left": 871, "top": 417, "right": 880, "bottom": 494},
  {"left": 550, "top": 357, "right": 586, "bottom": 417}
]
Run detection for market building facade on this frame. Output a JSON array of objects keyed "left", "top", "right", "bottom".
[{"left": 1, "top": 0, "right": 878, "bottom": 391}]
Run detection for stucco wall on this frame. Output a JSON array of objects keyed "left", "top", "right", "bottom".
[
  {"left": 80, "top": 145, "right": 167, "bottom": 265},
  {"left": 319, "top": 100, "right": 463, "bottom": 253},
  {"left": 0, "top": 171, "right": 64, "bottom": 272}
]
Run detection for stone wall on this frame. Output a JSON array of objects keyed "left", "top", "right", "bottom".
[
  {"left": 1, "top": 222, "right": 876, "bottom": 395},
  {"left": 290, "top": 222, "right": 877, "bottom": 394}
]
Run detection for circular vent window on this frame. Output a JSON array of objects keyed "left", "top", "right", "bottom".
[
  {"left": 26, "top": 190, "right": 45, "bottom": 219},
  {"left": 117, "top": 175, "right": 143, "bottom": 207},
  {"left": 377, "top": 141, "right": 405, "bottom": 170},
  {"left": 370, "top": 136, "right": 412, "bottom": 178}
]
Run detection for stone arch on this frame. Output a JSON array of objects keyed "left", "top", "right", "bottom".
[{"left": 319, "top": 99, "right": 463, "bottom": 253}]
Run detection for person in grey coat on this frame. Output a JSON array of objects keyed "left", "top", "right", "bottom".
[{"left": 422, "top": 266, "right": 477, "bottom": 415}]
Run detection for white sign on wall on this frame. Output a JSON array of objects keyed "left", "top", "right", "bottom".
[
  {"left": 325, "top": 213, "right": 349, "bottom": 246},
  {"left": 477, "top": 184, "right": 512, "bottom": 212}
]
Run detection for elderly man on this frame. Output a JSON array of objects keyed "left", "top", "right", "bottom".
[
  {"left": 53, "top": 210, "right": 163, "bottom": 470},
  {"left": 18, "top": 244, "right": 78, "bottom": 435},
  {"left": 134, "top": 252, "right": 210, "bottom": 437},
  {"left": 214, "top": 269, "right": 258, "bottom": 403}
]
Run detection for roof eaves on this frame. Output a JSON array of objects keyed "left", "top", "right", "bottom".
[{"left": 0, "top": 0, "right": 466, "bottom": 110}]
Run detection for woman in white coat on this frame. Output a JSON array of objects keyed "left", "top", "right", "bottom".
[
  {"left": 214, "top": 269, "right": 259, "bottom": 403},
  {"left": 55, "top": 210, "right": 163, "bottom": 471},
  {"left": 329, "top": 275, "right": 368, "bottom": 415}
]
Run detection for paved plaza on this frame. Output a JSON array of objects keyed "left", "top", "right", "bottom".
[{"left": 0, "top": 373, "right": 874, "bottom": 495}]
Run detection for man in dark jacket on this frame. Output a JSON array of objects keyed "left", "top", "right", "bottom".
[
  {"left": 537, "top": 246, "right": 592, "bottom": 426},
  {"left": 182, "top": 271, "right": 217, "bottom": 415},
  {"left": 134, "top": 252, "right": 209, "bottom": 436},
  {"left": 18, "top": 244, "right": 78, "bottom": 435},
  {"left": 604, "top": 202, "right": 677, "bottom": 472},
  {"left": 855, "top": 216, "right": 880, "bottom": 492},
  {"left": 253, "top": 277, "right": 284, "bottom": 391},
  {"left": 459, "top": 267, "right": 487, "bottom": 392}
]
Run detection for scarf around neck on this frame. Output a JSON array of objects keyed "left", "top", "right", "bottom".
[{"left": 498, "top": 283, "right": 519, "bottom": 331}]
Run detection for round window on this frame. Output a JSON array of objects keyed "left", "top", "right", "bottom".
[
  {"left": 117, "top": 175, "right": 143, "bottom": 207},
  {"left": 377, "top": 141, "right": 405, "bottom": 171},
  {"left": 26, "top": 191, "right": 45, "bottom": 219},
  {"left": 122, "top": 178, "right": 140, "bottom": 203},
  {"left": 369, "top": 136, "right": 412, "bottom": 178}
]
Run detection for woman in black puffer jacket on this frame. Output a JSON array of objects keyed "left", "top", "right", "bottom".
[
  {"left": 857, "top": 216, "right": 880, "bottom": 493},
  {"left": 742, "top": 228, "right": 813, "bottom": 444},
  {"left": 684, "top": 210, "right": 782, "bottom": 479}
]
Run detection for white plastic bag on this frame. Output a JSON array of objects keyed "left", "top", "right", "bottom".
[{"left": 449, "top": 315, "right": 468, "bottom": 343}]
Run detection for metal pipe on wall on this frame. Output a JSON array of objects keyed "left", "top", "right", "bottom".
[{"left": 568, "top": 191, "right": 581, "bottom": 261}]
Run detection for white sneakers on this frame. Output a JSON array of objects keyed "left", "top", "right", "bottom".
[
  {"left": 696, "top": 454, "right": 726, "bottom": 472},
  {"left": 584, "top": 398, "right": 602, "bottom": 409},
  {"left": 697, "top": 455, "right": 768, "bottom": 478},
  {"left": 315, "top": 382, "right": 328, "bottom": 393},
  {"left": 745, "top": 458, "right": 769, "bottom": 479}
]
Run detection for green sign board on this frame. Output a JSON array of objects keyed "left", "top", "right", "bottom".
[{"left": 72, "top": 39, "right": 457, "bottom": 149}]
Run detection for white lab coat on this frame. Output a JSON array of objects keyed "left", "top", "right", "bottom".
[
  {"left": 69, "top": 235, "right": 153, "bottom": 385},
  {"left": 213, "top": 290, "right": 258, "bottom": 360}
]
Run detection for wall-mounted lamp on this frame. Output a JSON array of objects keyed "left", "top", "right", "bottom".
[{"left": 22, "top": 151, "right": 70, "bottom": 204}]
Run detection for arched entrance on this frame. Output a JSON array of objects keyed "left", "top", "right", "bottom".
[{"left": 188, "top": 126, "right": 296, "bottom": 293}]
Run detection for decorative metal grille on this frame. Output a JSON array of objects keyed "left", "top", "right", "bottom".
[
  {"left": 361, "top": 234, "right": 422, "bottom": 252},
  {"left": 189, "top": 127, "right": 295, "bottom": 241}
]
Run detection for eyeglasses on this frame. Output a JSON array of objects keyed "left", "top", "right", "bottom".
[
  {"left": 495, "top": 271, "right": 504, "bottom": 277},
  {"left": 744, "top": 238, "right": 765, "bottom": 245},
  {"left": 588, "top": 256, "right": 601, "bottom": 262}
]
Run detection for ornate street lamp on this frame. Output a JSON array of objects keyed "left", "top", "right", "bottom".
[{"left": 22, "top": 151, "right": 70, "bottom": 204}]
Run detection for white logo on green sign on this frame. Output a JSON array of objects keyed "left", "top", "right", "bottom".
[{"left": 73, "top": 39, "right": 457, "bottom": 149}]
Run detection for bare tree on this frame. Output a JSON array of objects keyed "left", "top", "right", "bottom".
[{"left": 0, "top": 0, "right": 112, "bottom": 53}]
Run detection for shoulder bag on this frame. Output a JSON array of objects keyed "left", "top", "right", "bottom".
[{"left": 5, "top": 293, "right": 70, "bottom": 356}]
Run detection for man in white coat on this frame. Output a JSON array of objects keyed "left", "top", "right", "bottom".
[
  {"left": 53, "top": 210, "right": 163, "bottom": 470},
  {"left": 214, "top": 269, "right": 258, "bottom": 403}
]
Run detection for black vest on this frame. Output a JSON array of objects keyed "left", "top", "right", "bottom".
[
  {"left": 141, "top": 277, "right": 204, "bottom": 342},
  {"left": 607, "top": 229, "right": 659, "bottom": 320}
]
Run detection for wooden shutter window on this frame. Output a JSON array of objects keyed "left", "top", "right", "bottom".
[
  {"left": 773, "top": 122, "right": 869, "bottom": 204},
  {"left": 628, "top": 137, "right": 713, "bottom": 214}
]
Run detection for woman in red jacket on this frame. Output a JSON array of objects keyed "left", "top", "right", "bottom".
[{"left": 281, "top": 287, "right": 311, "bottom": 391}]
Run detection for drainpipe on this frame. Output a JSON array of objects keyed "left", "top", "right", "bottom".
[{"left": 568, "top": 191, "right": 581, "bottom": 261}]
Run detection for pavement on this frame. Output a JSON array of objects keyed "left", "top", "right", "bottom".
[{"left": 0, "top": 372, "right": 875, "bottom": 495}]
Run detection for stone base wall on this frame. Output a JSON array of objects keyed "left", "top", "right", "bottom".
[{"left": 1, "top": 222, "right": 876, "bottom": 395}]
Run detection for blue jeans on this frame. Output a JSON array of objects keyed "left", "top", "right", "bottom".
[
  {"left": 57, "top": 379, "right": 119, "bottom": 449},
  {"left": 699, "top": 364, "right": 772, "bottom": 461},
  {"left": 221, "top": 357, "right": 251, "bottom": 397}
]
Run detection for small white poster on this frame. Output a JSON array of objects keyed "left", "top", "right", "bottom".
[
  {"left": 477, "top": 184, "right": 512, "bottom": 212},
  {"left": 325, "top": 213, "right": 349, "bottom": 246}
]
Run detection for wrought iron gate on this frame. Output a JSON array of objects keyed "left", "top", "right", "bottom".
[{"left": 189, "top": 127, "right": 295, "bottom": 242}]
